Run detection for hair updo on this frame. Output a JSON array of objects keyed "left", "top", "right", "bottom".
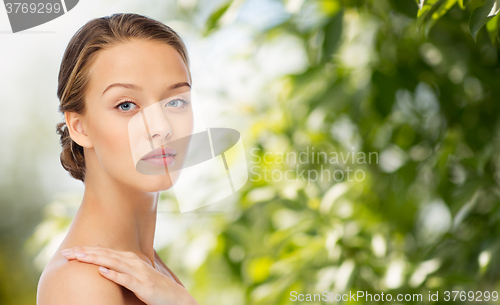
[{"left": 56, "top": 13, "right": 190, "bottom": 182}]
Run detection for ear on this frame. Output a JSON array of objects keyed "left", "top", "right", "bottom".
[{"left": 65, "top": 112, "right": 93, "bottom": 149}]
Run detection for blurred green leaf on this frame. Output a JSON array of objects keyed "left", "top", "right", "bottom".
[
  {"left": 486, "top": 10, "right": 500, "bottom": 43},
  {"left": 322, "top": 9, "right": 343, "bottom": 63},
  {"left": 459, "top": 0, "right": 473, "bottom": 8},
  {"left": 203, "top": 1, "right": 232, "bottom": 36},
  {"left": 417, "top": 0, "right": 457, "bottom": 37},
  {"left": 470, "top": 0, "right": 498, "bottom": 41}
]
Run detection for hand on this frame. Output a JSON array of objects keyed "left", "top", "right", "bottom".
[{"left": 61, "top": 245, "right": 198, "bottom": 305}]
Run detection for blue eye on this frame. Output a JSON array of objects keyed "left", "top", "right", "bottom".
[
  {"left": 117, "top": 101, "right": 137, "bottom": 112},
  {"left": 166, "top": 99, "right": 187, "bottom": 108}
]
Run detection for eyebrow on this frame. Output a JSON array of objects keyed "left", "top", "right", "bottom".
[{"left": 101, "top": 82, "right": 191, "bottom": 96}]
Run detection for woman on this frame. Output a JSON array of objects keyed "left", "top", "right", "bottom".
[{"left": 36, "top": 13, "right": 199, "bottom": 305}]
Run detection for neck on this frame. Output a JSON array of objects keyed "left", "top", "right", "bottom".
[{"left": 66, "top": 163, "right": 159, "bottom": 267}]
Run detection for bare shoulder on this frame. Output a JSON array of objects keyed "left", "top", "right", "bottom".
[{"left": 37, "top": 258, "right": 139, "bottom": 305}]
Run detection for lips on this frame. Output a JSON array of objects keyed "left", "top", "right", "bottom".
[{"left": 141, "top": 146, "right": 177, "bottom": 167}]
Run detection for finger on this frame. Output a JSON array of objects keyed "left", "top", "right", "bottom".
[
  {"left": 62, "top": 246, "right": 138, "bottom": 260},
  {"left": 82, "top": 246, "right": 138, "bottom": 259},
  {"left": 61, "top": 248, "right": 81, "bottom": 260},
  {"left": 61, "top": 247, "right": 120, "bottom": 261},
  {"left": 61, "top": 247, "right": 146, "bottom": 271},
  {"left": 71, "top": 252, "right": 135, "bottom": 275},
  {"left": 98, "top": 266, "right": 141, "bottom": 293}
]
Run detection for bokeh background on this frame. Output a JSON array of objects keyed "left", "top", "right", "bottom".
[{"left": 1, "top": 0, "right": 500, "bottom": 304}]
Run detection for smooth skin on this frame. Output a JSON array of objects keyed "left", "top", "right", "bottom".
[
  {"left": 60, "top": 245, "right": 191, "bottom": 305},
  {"left": 36, "top": 39, "right": 197, "bottom": 305}
]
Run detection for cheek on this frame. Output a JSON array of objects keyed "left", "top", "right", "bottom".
[
  {"left": 89, "top": 114, "right": 134, "bottom": 164},
  {"left": 172, "top": 111, "right": 194, "bottom": 136}
]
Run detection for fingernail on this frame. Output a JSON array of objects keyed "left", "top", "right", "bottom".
[
  {"left": 75, "top": 252, "right": 86, "bottom": 258},
  {"left": 61, "top": 249, "right": 73, "bottom": 256},
  {"left": 99, "top": 266, "right": 108, "bottom": 273}
]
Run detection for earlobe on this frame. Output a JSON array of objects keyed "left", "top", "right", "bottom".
[{"left": 65, "top": 112, "right": 93, "bottom": 148}]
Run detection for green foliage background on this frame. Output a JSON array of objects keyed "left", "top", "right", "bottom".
[
  {"left": 169, "top": 0, "right": 500, "bottom": 304},
  {"left": 3, "top": 0, "right": 500, "bottom": 304}
]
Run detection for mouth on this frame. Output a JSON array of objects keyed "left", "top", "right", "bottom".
[{"left": 140, "top": 145, "right": 177, "bottom": 167}]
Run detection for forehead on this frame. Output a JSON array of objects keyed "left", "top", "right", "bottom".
[{"left": 87, "top": 39, "right": 189, "bottom": 92}]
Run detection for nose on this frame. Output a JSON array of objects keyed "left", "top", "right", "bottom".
[{"left": 141, "top": 104, "right": 172, "bottom": 142}]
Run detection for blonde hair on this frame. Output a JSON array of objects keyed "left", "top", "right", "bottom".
[{"left": 56, "top": 13, "right": 190, "bottom": 182}]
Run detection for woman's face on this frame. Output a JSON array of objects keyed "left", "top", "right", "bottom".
[{"left": 80, "top": 38, "right": 193, "bottom": 192}]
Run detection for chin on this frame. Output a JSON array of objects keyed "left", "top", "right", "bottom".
[{"left": 137, "top": 174, "right": 175, "bottom": 193}]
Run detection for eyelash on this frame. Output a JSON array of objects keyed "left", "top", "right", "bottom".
[
  {"left": 115, "top": 100, "right": 138, "bottom": 113},
  {"left": 114, "top": 98, "right": 190, "bottom": 113},
  {"left": 166, "top": 98, "right": 189, "bottom": 107}
]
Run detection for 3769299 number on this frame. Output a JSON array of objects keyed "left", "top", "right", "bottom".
[
  {"left": 444, "top": 291, "right": 498, "bottom": 302},
  {"left": 5, "top": 2, "right": 61, "bottom": 14}
]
